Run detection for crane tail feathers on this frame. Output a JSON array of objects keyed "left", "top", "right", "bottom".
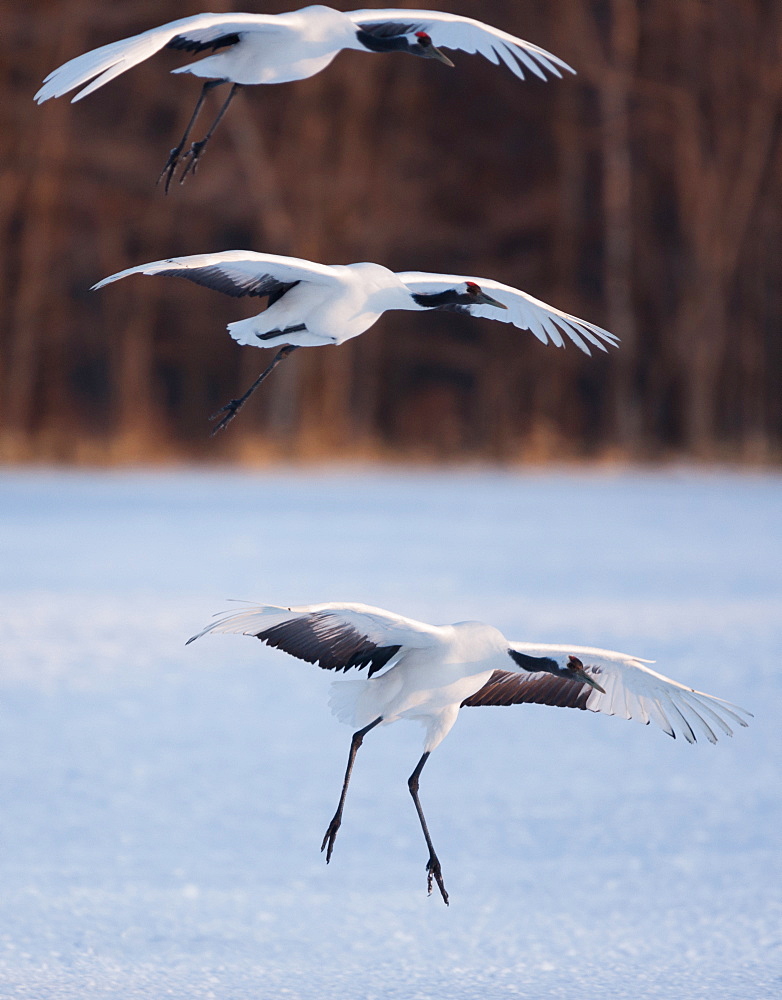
[{"left": 328, "top": 679, "right": 374, "bottom": 729}]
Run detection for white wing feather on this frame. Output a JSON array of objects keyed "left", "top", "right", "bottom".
[
  {"left": 398, "top": 272, "right": 618, "bottom": 355},
  {"left": 91, "top": 251, "right": 341, "bottom": 294},
  {"left": 34, "top": 13, "right": 282, "bottom": 103},
  {"left": 347, "top": 8, "right": 574, "bottom": 79},
  {"left": 509, "top": 641, "right": 752, "bottom": 743},
  {"left": 188, "top": 601, "right": 444, "bottom": 649}
]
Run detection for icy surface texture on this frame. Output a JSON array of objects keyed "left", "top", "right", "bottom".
[{"left": 0, "top": 468, "right": 779, "bottom": 999}]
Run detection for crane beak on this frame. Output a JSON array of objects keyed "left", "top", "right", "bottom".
[
  {"left": 577, "top": 670, "right": 606, "bottom": 694},
  {"left": 428, "top": 46, "right": 455, "bottom": 68},
  {"left": 475, "top": 291, "right": 508, "bottom": 310}
]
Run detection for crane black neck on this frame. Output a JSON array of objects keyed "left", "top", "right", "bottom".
[
  {"left": 508, "top": 649, "right": 561, "bottom": 674},
  {"left": 355, "top": 30, "right": 415, "bottom": 55},
  {"left": 412, "top": 289, "right": 474, "bottom": 309}
]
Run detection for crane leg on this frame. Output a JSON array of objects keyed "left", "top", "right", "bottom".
[
  {"left": 408, "top": 751, "right": 449, "bottom": 905},
  {"left": 321, "top": 716, "right": 383, "bottom": 863},
  {"left": 158, "top": 79, "right": 226, "bottom": 193},
  {"left": 180, "top": 83, "right": 242, "bottom": 184},
  {"left": 209, "top": 345, "right": 300, "bottom": 436}
]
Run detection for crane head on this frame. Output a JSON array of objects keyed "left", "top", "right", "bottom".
[
  {"left": 508, "top": 648, "right": 605, "bottom": 693},
  {"left": 562, "top": 655, "right": 606, "bottom": 694},
  {"left": 465, "top": 282, "right": 508, "bottom": 310},
  {"left": 412, "top": 32, "right": 455, "bottom": 67}
]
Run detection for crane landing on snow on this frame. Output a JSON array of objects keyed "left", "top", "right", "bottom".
[{"left": 188, "top": 601, "right": 751, "bottom": 904}]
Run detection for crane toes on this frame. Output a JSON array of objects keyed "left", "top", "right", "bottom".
[
  {"left": 157, "top": 146, "right": 184, "bottom": 194},
  {"left": 180, "top": 139, "right": 208, "bottom": 184},
  {"left": 209, "top": 399, "right": 242, "bottom": 436},
  {"left": 320, "top": 817, "right": 342, "bottom": 863},
  {"left": 426, "top": 853, "right": 449, "bottom": 905}
]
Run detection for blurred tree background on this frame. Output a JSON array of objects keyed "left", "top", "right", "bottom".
[{"left": 1, "top": 0, "right": 780, "bottom": 463}]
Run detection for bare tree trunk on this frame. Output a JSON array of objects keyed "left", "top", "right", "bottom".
[
  {"left": 601, "top": 0, "right": 640, "bottom": 450},
  {"left": 668, "top": 2, "right": 781, "bottom": 455},
  {"left": 3, "top": 2, "right": 84, "bottom": 453}
]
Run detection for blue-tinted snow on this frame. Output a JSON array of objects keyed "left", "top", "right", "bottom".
[{"left": 0, "top": 468, "right": 779, "bottom": 999}]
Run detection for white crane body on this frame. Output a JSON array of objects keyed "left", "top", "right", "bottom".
[
  {"left": 331, "top": 622, "right": 508, "bottom": 749},
  {"left": 227, "top": 262, "right": 416, "bottom": 347},
  {"left": 172, "top": 8, "right": 358, "bottom": 86}
]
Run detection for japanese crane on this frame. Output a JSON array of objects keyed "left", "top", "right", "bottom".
[
  {"left": 92, "top": 250, "right": 618, "bottom": 435},
  {"left": 188, "top": 601, "right": 751, "bottom": 904},
  {"left": 35, "top": 6, "right": 574, "bottom": 190}
]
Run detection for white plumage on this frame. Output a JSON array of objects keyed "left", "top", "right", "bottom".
[
  {"left": 93, "top": 250, "right": 618, "bottom": 434},
  {"left": 35, "top": 6, "right": 572, "bottom": 187},
  {"left": 189, "top": 601, "right": 751, "bottom": 903}
]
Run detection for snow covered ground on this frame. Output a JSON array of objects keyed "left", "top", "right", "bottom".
[{"left": 0, "top": 467, "right": 779, "bottom": 999}]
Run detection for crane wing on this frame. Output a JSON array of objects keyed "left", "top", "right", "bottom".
[
  {"left": 397, "top": 272, "right": 618, "bottom": 354},
  {"left": 463, "top": 642, "right": 752, "bottom": 744},
  {"left": 188, "top": 602, "right": 443, "bottom": 676},
  {"left": 35, "top": 13, "right": 283, "bottom": 103},
  {"left": 91, "top": 251, "right": 341, "bottom": 299},
  {"left": 347, "top": 9, "right": 573, "bottom": 80}
]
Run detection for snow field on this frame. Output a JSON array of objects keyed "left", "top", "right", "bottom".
[{"left": 0, "top": 468, "right": 779, "bottom": 999}]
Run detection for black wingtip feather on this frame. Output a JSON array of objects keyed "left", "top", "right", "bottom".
[
  {"left": 254, "top": 614, "right": 400, "bottom": 675},
  {"left": 154, "top": 268, "right": 300, "bottom": 301},
  {"left": 167, "top": 33, "right": 241, "bottom": 54}
]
